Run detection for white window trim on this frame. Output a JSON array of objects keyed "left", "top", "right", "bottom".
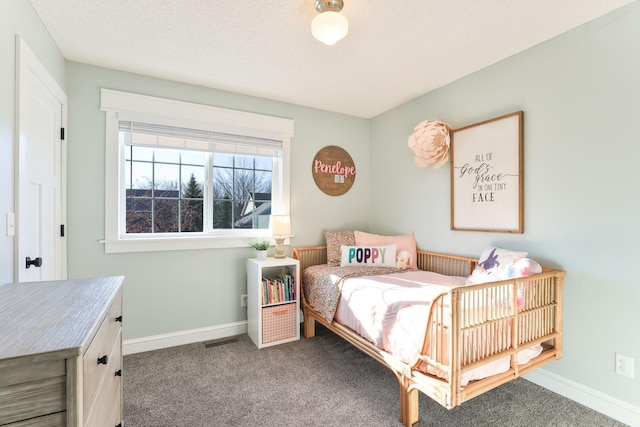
[{"left": 100, "top": 89, "right": 294, "bottom": 253}]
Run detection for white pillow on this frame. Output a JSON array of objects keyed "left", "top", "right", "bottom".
[
  {"left": 354, "top": 231, "right": 417, "bottom": 268},
  {"left": 467, "top": 246, "right": 528, "bottom": 284},
  {"left": 340, "top": 244, "right": 397, "bottom": 267}
]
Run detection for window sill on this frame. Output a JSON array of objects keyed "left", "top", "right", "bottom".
[{"left": 101, "top": 235, "right": 263, "bottom": 253}]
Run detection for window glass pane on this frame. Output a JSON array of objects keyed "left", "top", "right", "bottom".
[
  {"left": 131, "top": 161, "right": 152, "bottom": 190},
  {"left": 125, "top": 159, "right": 132, "bottom": 189},
  {"left": 126, "top": 198, "right": 152, "bottom": 233},
  {"left": 254, "top": 156, "right": 272, "bottom": 171},
  {"left": 255, "top": 213, "right": 270, "bottom": 229},
  {"left": 232, "top": 170, "right": 250, "bottom": 200},
  {"left": 131, "top": 146, "right": 153, "bottom": 161},
  {"left": 210, "top": 154, "right": 273, "bottom": 230},
  {"left": 255, "top": 170, "right": 272, "bottom": 193},
  {"left": 154, "top": 199, "right": 180, "bottom": 233},
  {"left": 213, "top": 153, "right": 233, "bottom": 167},
  {"left": 154, "top": 148, "right": 181, "bottom": 164},
  {"left": 213, "top": 167, "right": 233, "bottom": 199},
  {"left": 234, "top": 155, "right": 253, "bottom": 170},
  {"left": 181, "top": 151, "right": 205, "bottom": 166},
  {"left": 132, "top": 198, "right": 152, "bottom": 211},
  {"left": 181, "top": 199, "right": 203, "bottom": 232},
  {"left": 126, "top": 211, "right": 152, "bottom": 233},
  {"left": 181, "top": 166, "right": 204, "bottom": 194},
  {"left": 212, "top": 199, "right": 233, "bottom": 229},
  {"left": 125, "top": 145, "right": 210, "bottom": 234},
  {"left": 154, "top": 163, "right": 180, "bottom": 194}
]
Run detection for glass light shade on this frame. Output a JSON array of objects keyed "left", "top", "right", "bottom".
[
  {"left": 311, "top": 11, "right": 348, "bottom": 45},
  {"left": 270, "top": 215, "right": 292, "bottom": 237}
]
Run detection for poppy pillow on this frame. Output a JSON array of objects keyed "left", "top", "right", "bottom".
[
  {"left": 354, "top": 231, "right": 417, "bottom": 268},
  {"left": 340, "top": 244, "right": 397, "bottom": 267}
]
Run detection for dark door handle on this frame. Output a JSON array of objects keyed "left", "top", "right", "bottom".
[{"left": 25, "top": 257, "right": 42, "bottom": 269}]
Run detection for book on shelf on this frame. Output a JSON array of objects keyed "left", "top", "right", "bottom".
[{"left": 261, "top": 272, "right": 296, "bottom": 305}]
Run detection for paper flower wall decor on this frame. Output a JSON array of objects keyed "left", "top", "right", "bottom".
[{"left": 407, "top": 120, "right": 451, "bottom": 168}]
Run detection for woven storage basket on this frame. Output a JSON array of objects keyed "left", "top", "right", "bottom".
[{"left": 262, "top": 303, "right": 297, "bottom": 344}]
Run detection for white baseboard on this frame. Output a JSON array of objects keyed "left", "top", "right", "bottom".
[
  {"left": 524, "top": 369, "right": 640, "bottom": 427},
  {"left": 123, "top": 321, "right": 247, "bottom": 355}
]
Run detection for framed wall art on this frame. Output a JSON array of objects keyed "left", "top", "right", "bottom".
[
  {"left": 450, "top": 111, "right": 524, "bottom": 233},
  {"left": 312, "top": 145, "right": 356, "bottom": 196}
]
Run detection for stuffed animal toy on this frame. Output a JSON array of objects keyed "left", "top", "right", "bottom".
[
  {"left": 396, "top": 250, "right": 410, "bottom": 269},
  {"left": 512, "top": 257, "right": 542, "bottom": 276}
]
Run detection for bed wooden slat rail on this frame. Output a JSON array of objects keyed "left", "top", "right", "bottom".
[{"left": 293, "top": 246, "right": 566, "bottom": 427}]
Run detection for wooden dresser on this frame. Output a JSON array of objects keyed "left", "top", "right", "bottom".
[{"left": 0, "top": 276, "right": 124, "bottom": 427}]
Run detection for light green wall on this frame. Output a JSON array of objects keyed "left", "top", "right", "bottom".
[
  {"left": 0, "top": 0, "right": 66, "bottom": 284},
  {"left": 65, "top": 62, "right": 371, "bottom": 339},
  {"left": 3, "top": 0, "right": 638, "bottom": 415},
  {"left": 370, "top": 2, "right": 640, "bottom": 407}
]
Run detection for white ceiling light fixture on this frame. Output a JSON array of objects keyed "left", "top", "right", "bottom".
[{"left": 311, "top": 0, "right": 349, "bottom": 46}]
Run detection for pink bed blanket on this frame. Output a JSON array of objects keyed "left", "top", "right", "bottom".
[
  {"left": 303, "top": 266, "right": 542, "bottom": 385},
  {"left": 333, "top": 269, "right": 465, "bottom": 364},
  {"left": 302, "top": 264, "right": 402, "bottom": 322}
]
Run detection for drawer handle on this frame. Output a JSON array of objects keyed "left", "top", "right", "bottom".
[
  {"left": 115, "top": 315, "right": 123, "bottom": 322},
  {"left": 273, "top": 310, "right": 287, "bottom": 316},
  {"left": 97, "top": 355, "right": 108, "bottom": 365},
  {"left": 115, "top": 369, "right": 122, "bottom": 377}
]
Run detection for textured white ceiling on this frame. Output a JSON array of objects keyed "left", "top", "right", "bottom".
[{"left": 30, "top": 0, "right": 634, "bottom": 118}]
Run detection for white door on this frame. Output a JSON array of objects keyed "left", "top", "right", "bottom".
[{"left": 16, "top": 37, "right": 67, "bottom": 282}]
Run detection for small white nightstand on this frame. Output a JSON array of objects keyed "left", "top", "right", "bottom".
[{"left": 246, "top": 257, "right": 300, "bottom": 348}]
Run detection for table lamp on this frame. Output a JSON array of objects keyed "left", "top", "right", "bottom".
[{"left": 270, "top": 215, "right": 292, "bottom": 259}]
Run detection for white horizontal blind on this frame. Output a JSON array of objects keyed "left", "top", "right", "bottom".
[{"left": 119, "top": 120, "right": 282, "bottom": 157}]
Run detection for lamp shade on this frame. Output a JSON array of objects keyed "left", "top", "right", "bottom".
[
  {"left": 311, "top": 11, "right": 348, "bottom": 45},
  {"left": 270, "top": 215, "right": 292, "bottom": 236}
]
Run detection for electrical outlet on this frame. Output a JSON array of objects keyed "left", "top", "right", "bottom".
[
  {"left": 615, "top": 353, "right": 634, "bottom": 378},
  {"left": 240, "top": 294, "right": 247, "bottom": 308}
]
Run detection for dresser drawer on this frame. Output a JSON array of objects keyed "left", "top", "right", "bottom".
[
  {"left": 0, "top": 371, "right": 66, "bottom": 425},
  {"left": 108, "top": 289, "right": 123, "bottom": 340},
  {"left": 83, "top": 303, "right": 121, "bottom": 418},
  {"left": 0, "top": 359, "right": 65, "bottom": 388},
  {"left": 5, "top": 411, "right": 66, "bottom": 427},
  {"left": 85, "top": 331, "right": 122, "bottom": 427}
]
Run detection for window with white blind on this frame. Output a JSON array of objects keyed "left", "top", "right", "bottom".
[{"left": 100, "top": 89, "right": 294, "bottom": 253}]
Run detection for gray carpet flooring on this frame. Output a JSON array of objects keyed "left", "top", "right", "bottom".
[{"left": 124, "top": 325, "right": 627, "bottom": 427}]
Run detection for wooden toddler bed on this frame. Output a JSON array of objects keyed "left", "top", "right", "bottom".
[{"left": 293, "top": 246, "right": 566, "bottom": 427}]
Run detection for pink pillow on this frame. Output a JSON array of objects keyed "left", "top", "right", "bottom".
[{"left": 354, "top": 231, "right": 418, "bottom": 268}]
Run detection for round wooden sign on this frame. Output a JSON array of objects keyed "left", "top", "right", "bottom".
[{"left": 312, "top": 145, "right": 356, "bottom": 196}]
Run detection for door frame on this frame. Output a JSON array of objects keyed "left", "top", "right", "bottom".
[{"left": 14, "top": 36, "right": 68, "bottom": 281}]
